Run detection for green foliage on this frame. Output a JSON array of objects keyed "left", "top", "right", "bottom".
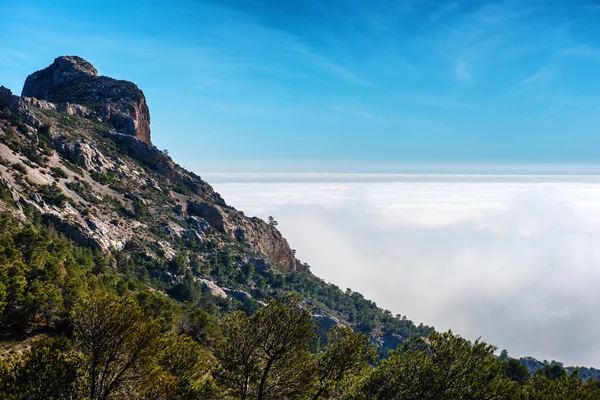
[
  {"left": 38, "top": 182, "right": 68, "bottom": 207},
  {"left": 50, "top": 167, "right": 69, "bottom": 179},
  {"left": 312, "top": 326, "right": 376, "bottom": 400},
  {"left": 504, "top": 357, "right": 531, "bottom": 384},
  {"left": 90, "top": 170, "right": 115, "bottom": 185},
  {"left": 63, "top": 161, "right": 84, "bottom": 177},
  {"left": 215, "top": 296, "right": 317, "bottom": 400},
  {"left": 3, "top": 337, "right": 80, "bottom": 400},
  {"left": 356, "top": 331, "right": 518, "bottom": 400},
  {"left": 72, "top": 293, "right": 165, "bottom": 399},
  {"left": 536, "top": 364, "right": 567, "bottom": 381},
  {"left": 11, "top": 162, "right": 27, "bottom": 174}
]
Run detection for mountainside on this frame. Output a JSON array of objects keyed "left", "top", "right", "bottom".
[
  {"left": 2, "top": 57, "right": 600, "bottom": 399},
  {"left": 0, "top": 56, "right": 431, "bottom": 350}
]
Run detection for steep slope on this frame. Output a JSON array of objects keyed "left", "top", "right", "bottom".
[{"left": 0, "top": 56, "right": 432, "bottom": 350}]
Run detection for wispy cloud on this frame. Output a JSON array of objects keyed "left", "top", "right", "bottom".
[
  {"left": 425, "top": 1, "right": 460, "bottom": 26},
  {"left": 453, "top": 59, "right": 472, "bottom": 82},
  {"left": 514, "top": 65, "right": 553, "bottom": 88}
]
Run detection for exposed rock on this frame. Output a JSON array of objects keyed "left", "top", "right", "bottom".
[
  {"left": 22, "top": 56, "right": 152, "bottom": 144},
  {"left": 187, "top": 200, "right": 299, "bottom": 270},
  {"left": 197, "top": 278, "right": 228, "bottom": 299},
  {"left": 245, "top": 257, "right": 270, "bottom": 272},
  {"left": 0, "top": 86, "right": 43, "bottom": 129},
  {"left": 182, "top": 229, "right": 203, "bottom": 245},
  {"left": 54, "top": 136, "right": 111, "bottom": 171},
  {"left": 41, "top": 213, "right": 124, "bottom": 251},
  {"left": 187, "top": 201, "right": 224, "bottom": 232},
  {"left": 188, "top": 216, "right": 211, "bottom": 235},
  {"left": 22, "top": 96, "right": 56, "bottom": 111},
  {"left": 57, "top": 102, "right": 91, "bottom": 117},
  {"left": 223, "top": 288, "right": 252, "bottom": 302}
]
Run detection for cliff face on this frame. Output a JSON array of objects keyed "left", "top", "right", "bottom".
[
  {"left": 0, "top": 56, "right": 301, "bottom": 274},
  {"left": 21, "top": 56, "right": 152, "bottom": 144}
]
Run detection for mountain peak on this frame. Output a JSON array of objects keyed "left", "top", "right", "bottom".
[
  {"left": 53, "top": 55, "right": 99, "bottom": 77},
  {"left": 21, "top": 55, "right": 151, "bottom": 144}
]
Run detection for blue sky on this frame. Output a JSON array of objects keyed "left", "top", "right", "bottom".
[{"left": 2, "top": 0, "right": 600, "bottom": 172}]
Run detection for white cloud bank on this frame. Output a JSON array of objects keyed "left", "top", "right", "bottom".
[{"left": 206, "top": 174, "right": 600, "bottom": 367}]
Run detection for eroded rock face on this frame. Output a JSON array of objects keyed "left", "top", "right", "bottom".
[
  {"left": 21, "top": 56, "right": 152, "bottom": 144},
  {"left": 188, "top": 200, "right": 301, "bottom": 271},
  {"left": 0, "top": 86, "right": 43, "bottom": 129}
]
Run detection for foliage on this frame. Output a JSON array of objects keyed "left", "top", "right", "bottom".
[
  {"left": 38, "top": 182, "right": 69, "bottom": 207},
  {"left": 356, "top": 331, "right": 518, "bottom": 400},
  {"left": 215, "top": 296, "right": 317, "bottom": 400}
]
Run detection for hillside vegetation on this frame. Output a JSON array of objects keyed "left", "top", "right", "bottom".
[{"left": 0, "top": 56, "right": 599, "bottom": 398}]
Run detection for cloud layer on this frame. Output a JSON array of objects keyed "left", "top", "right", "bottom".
[{"left": 207, "top": 174, "right": 600, "bottom": 367}]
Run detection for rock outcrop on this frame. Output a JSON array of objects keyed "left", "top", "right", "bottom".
[
  {"left": 188, "top": 200, "right": 302, "bottom": 271},
  {"left": 22, "top": 56, "right": 152, "bottom": 144}
]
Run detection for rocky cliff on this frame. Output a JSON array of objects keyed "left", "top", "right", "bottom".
[
  {"left": 22, "top": 56, "right": 152, "bottom": 144},
  {"left": 0, "top": 56, "right": 432, "bottom": 350}
]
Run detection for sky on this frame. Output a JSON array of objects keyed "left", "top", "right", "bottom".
[
  {"left": 3, "top": 0, "right": 600, "bottom": 366},
  {"left": 2, "top": 0, "right": 600, "bottom": 171},
  {"left": 208, "top": 173, "right": 600, "bottom": 367}
]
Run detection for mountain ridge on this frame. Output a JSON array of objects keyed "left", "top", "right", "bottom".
[{"left": 0, "top": 56, "right": 430, "bottom": 351}]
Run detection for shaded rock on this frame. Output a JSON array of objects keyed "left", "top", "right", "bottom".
[
  {"left": 246, "top": 257, "right": 270, "bottom": 272},
  {"left": 314, "top": 314, "right": 343, "bottom": 343},
  {"left": 197, "top": 278, "right": 228, "bottom": 299},
  {"left": 223, "top": 288, "right": 252, "bottom": 302},
  {"left": 188, "top": 216, "right": 211, "bottom": 235},
  {"left": 182, "top": 229, "right": 203, "bottom": 245},
  {"left": 0, "top": 86, "right": 43, "bottom": 129},
  {"left": 187, "top": 201, "right": 224, "bottom": 232},
  {"left": 22, "top": 56, "right": 151, "bottom": 144}
]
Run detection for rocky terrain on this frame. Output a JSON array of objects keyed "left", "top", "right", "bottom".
[{"left": 0, "top": 56, "right": 432, "bottom": 350}]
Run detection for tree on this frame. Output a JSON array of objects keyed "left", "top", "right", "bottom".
[
  {"left": 524, "top": 371, "right": 600, "bottom": 400},
  {"left": 143, "top": 332, "right": 213, "bottom": 399},
  {"left": 311, "top": 326, "right": 375, "bottom": 400},
  {"left": 215, "top": 296, "right": 317, "bottom": 400},
  {"left": 503, "top": 357, "right": 531, "bottom": 384},
  {"left": 8, "top": 337, "right": 79, "bottom": 400},
  {"left": 357, "top": 330, "right": 517, "bottom": 400},
  {"left": 535, "top": 364, "right": 567, "bottom": 381},
  {"left": 72, "top": 293, "right": 164, "bottom": 400}
]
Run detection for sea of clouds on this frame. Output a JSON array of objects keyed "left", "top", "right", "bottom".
[{"left": 205, "top": 173, "right": 600, "bottom": 367}]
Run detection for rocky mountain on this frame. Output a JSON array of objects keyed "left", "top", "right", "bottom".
[
  {"left": 0, "top": 56, "right": 431, "bottom": 350},
  {"left": 21, "top": 56, "right": 151, "bottom": 144}
]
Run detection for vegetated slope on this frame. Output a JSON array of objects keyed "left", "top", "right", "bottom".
[
  {"left": 1, "top": 56, "right": 597, "bottom": 382},
  {"left": 0, "top": 56, "right": 431, "bottom": 352}
]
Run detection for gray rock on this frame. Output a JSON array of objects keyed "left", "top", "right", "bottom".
[
  {"left": 21, "top": 56, "right": 152, "bottom": 144},
  {"left": 223, "top": 288, "right": 252, "bottom": 302},
  {"left": 197, "top": 278, "right": 228, "bottom": 299},
  {"left": 54, "top": 137, "right": 109, "bottom": 171},
  {"left": 188, "top": 216, "right": 211, "bottom": 234},
  {"left": 182, "top": 229, "right": 203, "bottom": 245},
  {"left": 187, "top": 201, "right": 224, "bottom": 232},
  {"left": 0, "top": 86, "right": 43, "bottom": 129}
]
